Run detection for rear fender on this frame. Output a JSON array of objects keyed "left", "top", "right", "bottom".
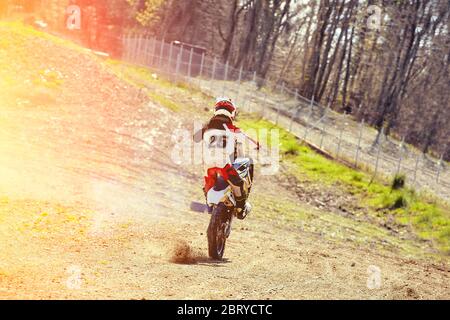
[{"left": 207, "top": 187, "right": 235, "bottom": 206}]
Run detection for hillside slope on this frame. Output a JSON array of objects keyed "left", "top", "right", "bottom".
[{"left": 0, "top": 22, "right": 449, "bottom": 299}]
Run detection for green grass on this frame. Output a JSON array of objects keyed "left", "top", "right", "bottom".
[
  {"left": 105, "top": 60, "right": 210, "bottom": 113},
  {"left": 147, "top": 91, "right": 180, "bottom": 112},
  {"left": 0, "top": 22, "right": 67, "bottom": 107},
  {"left": 105, "top": 60, "right": 199, "bottom": 93},
  {"left": 0, "top": 21, "right": 89, "bottom": 54}
]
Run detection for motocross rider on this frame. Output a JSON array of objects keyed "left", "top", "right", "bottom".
[{"left": 193, "top": 98, "right": 259, "bottom": 220}]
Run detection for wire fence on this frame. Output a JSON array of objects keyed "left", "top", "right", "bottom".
[{"left": 119, "top": 34, "right": 449, "bottom": 201}]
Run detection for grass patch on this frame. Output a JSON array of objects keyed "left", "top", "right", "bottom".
[
  {"left": 0, "top": 21, "right": 88, "bottom": 107},
  {"left": 104, "top": 60, "right": 211, "bottom": 113},
  {"left": 0, "top": 21, "right": 90, "bottom": 55},
  {"left": 106, "top": 60, "right": 194, "bottom": 92},
  {"left": 147, "top": 91, "right": 180, "bottom": 112}
]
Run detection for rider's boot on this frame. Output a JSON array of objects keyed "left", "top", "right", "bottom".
[
  {"left": 228, "top": 174, "right": 252, "bottom": 220},
  {"left": 235, "top": 197, "right": 252, "bottom": 220}
]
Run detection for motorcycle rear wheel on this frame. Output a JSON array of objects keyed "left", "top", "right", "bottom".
[{"left": 207, "top": 203, "right": 229, "bottom": 260}]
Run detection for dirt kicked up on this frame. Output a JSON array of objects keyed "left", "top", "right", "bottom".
[{"left": 0, "top": 22, "right": 449, "bottom": 299}]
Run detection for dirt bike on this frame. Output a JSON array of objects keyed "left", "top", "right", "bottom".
[{"left": 191, "top": 157, "right": 253, "bottom": 260}]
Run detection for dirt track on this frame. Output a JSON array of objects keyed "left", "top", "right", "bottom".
[
  {"left": 1, "top": 95, "right": 449, "bottom": 300},
  {"left": 0, "top": 25, "right": 449, "bottom": 298}
]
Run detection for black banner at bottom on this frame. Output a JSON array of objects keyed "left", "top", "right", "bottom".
[{"left": 0, "top": 300, "right": 443, "bottom": 319}]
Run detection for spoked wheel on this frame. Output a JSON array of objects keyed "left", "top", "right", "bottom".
[{"left": 207, "top": 204, "right": 230, "bottom": 260}]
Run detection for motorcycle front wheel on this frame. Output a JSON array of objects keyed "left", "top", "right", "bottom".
[{"left": 207, "top": 203, "right": 229, "bottom": 260}]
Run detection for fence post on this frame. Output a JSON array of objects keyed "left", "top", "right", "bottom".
[
  {"left": 168, "top": 41, "right": 174, "bottom": 72},
  {"left": 236, "top": 65, "right": 243, "bottom": 105},
  {"left": 141, "top": 35, "right": 146, "bottom": 65},
  {"left": 276, "top": 103, "right": 281, "bottom": 125},
  {"left": 303, "top": 120, "right": 309, "bottom": 141},
  {"left": 180, "top": 44, "right": 185, "bottom": 75},
  {"left": 123, "top": 33, "right": 130, "bottom": 62},
  {"left": 412, "top": 153, "right": 422, "bottom": 185},
  {"left": 371, "top": 132, "right": 383, "bottom": 183},
  {"left": 289, "top": 107, "right": 298, "bottom": 132},
  {"left": 294, "top": 89, "right": 298, "bottom": 101},
  {"left": 211, "top": 57, "right": 217, "bottom": 94},
  {"left": 175, "top": 45, "right": 182, "bottom": 79},
  {"left": 280, "top": 82, "right": 285, "bottom": 95},
  {"left": 136, "top": 34, "right": 143, "bottom": 65},
  {"left": 128, "top": 33, "right": 134, "bottom": 63},
  {"left": 150, "top": 37, "right": 156, "bottom": 66},
  {"left": 222, "top": 61, "right": 229, "bottom": 96},
  {"left": 199, "top": 52, "right": 205, "bottom": 78},
  {"left": 396, "top": 137, "right": 405, "bottom": 175},
  {"left": 143, "top": 35, "right": 150, "bottom": 66},
  {"left": 212, "top": 57, "right": 217, "bottom": 80},
  {"left": 158, "top": 38, "right": 164, "bottom": 67},
  {"left": 188, "top": 47, "right": 194, "bottom": 79},
  {"left": 436, "top": 154, "right": 443, "bottom": 183},
  {"left": 144, "top": 36, "right": 150, "bottom": 65},
  {"left": 336, "top": 125, "right": 344, "bottom": 157},
  {"left": 131, "top": 33, "right": 138, "bottom": 63},
  {"left": 131, "top": 33, "right": 137, "bottom": 63},
  {"left": 355, "top": 119, "right": 364, "bottom": 167},
  {"left": 309, "top": 81, "right": 317, "bottom": 115},
  {"left": 320, "top": 121, "right": 326, "bottom": 149},
  {"left": 261, "top": 90, "right": 268, "bottom": 118}
]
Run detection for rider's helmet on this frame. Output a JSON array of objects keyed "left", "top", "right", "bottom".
[{"left": 214, "top": 97, "right": 236, "bottom": 120}]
